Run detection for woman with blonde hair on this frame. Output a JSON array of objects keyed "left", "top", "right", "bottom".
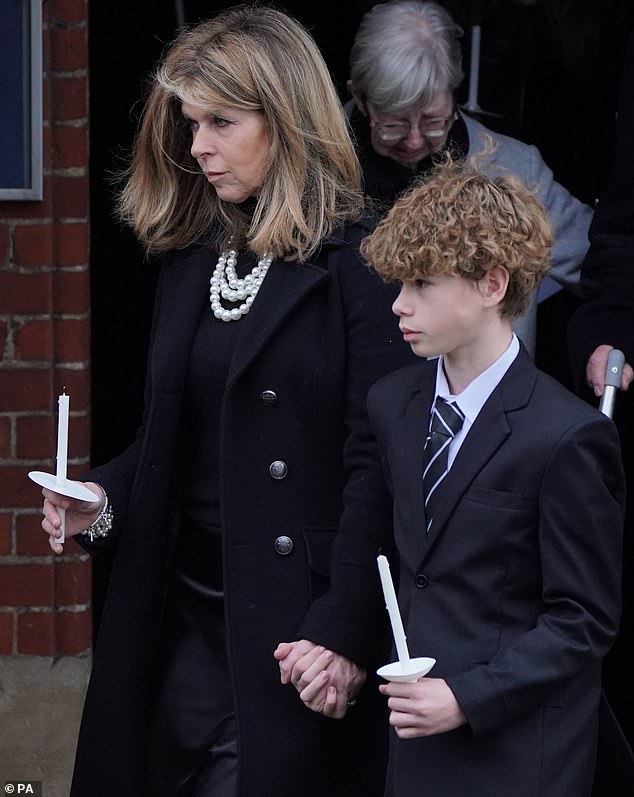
[{"left": 40, "top": 5, "right": 413, "bottom": 795}]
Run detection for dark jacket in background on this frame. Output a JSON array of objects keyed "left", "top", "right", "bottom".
[
  {"left": 567, "top": 35, "right": 634, "bottom": 424},
  {"left": 567, "top": 32, "right": 634, "bottom": 778}
]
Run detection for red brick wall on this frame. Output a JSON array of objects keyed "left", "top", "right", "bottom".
[{"left": 0, "top": 0, "right": 91, "bottom": 656}]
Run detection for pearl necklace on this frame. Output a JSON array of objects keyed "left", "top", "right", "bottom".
[{"left": 210, "top": 247, "right": 273, "bottom": 322}]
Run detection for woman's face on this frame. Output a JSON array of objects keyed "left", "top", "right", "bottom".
[
  {"left": 366, "top": 90, "right": 455, "bottom": 167},
  {"left": 183, "top": 101, "right": 269, "bottom": 204}
]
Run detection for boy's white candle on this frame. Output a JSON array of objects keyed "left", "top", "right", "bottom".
[
  {"left": 377, "top": 555, "right": 410, "bottom": 664},
  {"left": 55, "top": 393, "right": 69, "bottom": 543}
]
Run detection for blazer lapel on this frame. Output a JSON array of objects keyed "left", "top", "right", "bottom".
[
  {"left": 394, "top": 371, "right": 436, "bottom": 564},
  {"left": 417, "top": 348, "right": 537, "bottom": 563},
  {"left": 421, "top": 390, "right": 511, "bottom": 554}
]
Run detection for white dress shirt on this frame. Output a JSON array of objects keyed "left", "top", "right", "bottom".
[{"left": 432, "top": 334, "right": 520, "bottom": 470}]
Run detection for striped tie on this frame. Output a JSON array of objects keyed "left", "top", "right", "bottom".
[{"left": 422, "top": 397, "right": 465, "bottom": 534}]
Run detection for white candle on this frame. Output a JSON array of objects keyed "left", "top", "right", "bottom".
[
  {"left": 55, "top": 393, "right": 70, "bottom": 543},
  {"left": 377, "top": 555, "right": 410, "bottom": 664},
  {"left": 56, "top": 393, "right": 69, "bottom": 478}
]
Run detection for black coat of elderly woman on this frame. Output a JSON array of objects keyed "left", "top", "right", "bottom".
[{"left": 40, "top": 6, "right": 414, "bottom": 796}]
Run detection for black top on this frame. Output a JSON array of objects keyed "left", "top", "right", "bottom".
[{"left": 183, "top": 248, "right": 261, "bottom": 529}]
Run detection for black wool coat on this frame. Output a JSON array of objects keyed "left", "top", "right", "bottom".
[
  {"left": 70, "top": 219, "right": 416, "bottom": 797},
  {"left": 567, "top": 31, "right": 634, "bottom": 461}
]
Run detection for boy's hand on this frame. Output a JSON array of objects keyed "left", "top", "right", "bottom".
[
  {"left": 379, "top": 677, "right": 466, "bottom": 738},
  {"left": 274, "top": 639, "right": 366, "bottom": 718}
]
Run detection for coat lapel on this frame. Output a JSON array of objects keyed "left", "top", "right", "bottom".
[
  {"left": 152, "top": 240, "right": 330, "bottom": 396},
  {"left": 152, "top": 244, "right": 210, "bottom": 393},
  {"left": 226, "top": 253, "right": 328, "bottom": 387}
]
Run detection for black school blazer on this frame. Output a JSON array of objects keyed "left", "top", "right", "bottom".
[{"left": 362, "top": 351, "right": 624, "bottom": 797}]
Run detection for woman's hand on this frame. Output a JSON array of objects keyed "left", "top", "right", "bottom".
[{"left": 41, "top": 481, "right": 104, "bottom": 554}]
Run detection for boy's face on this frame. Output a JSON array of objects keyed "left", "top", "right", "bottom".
[{"left": 393, "top": 275, "right": 489, "bottom": 359}]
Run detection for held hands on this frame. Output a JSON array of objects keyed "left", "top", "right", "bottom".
[
  {"left": 379, "top": 677, "right": 466, "bottom": 739},
  {"left": 274, "top": 640, "right": 467, "bottom": 736},
  {"left": 41, "top": 482, "right": 104, "bottom": 554},
  {"left": 586, "top": 345, "right": 633, "bottom": 396},
  {"left": 274, "top": 639, "right": 366, "bottom": 719}
]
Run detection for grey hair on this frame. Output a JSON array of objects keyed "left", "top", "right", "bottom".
[{"left": 349, "top": 0, "right": 463, "bottom": 113}]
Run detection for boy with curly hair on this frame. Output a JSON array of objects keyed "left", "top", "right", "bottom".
[{"left": 356, "top": 163, "right": 624, "bottom": 796}]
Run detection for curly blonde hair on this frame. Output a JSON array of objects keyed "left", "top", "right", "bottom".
[{"left": 360, "top": 159, "right": 553, "bottom": 319}]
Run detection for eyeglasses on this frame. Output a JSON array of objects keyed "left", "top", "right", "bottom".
[{"left": 369, "top": 109, "right": 457, "bottom": 143}]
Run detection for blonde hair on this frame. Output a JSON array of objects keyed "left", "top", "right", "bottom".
[
  {"left": 361, "top": 158, "right": 553, "bottom": 319},
  {"left": 117, "top": 5, "right": 363, "bottom": 260}
]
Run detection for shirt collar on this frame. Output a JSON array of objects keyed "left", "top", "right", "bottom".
[{"left": 433, "top": 334, "right": 520, "bottom": 423}]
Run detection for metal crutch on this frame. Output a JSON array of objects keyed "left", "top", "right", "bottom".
[{"left": 597, "top": 349, "right": 634, "bottom": 788}]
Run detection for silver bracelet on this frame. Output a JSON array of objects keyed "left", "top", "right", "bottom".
[{"left": 81, "top": 489, "right": 113, "bottom": 542}]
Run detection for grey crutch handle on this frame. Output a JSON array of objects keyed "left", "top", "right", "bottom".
[{"left": 599, "top": 349, "right": 625, "bottom": 418}]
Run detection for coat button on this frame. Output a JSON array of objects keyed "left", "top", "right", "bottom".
[
  {"left": 269, "top": 460, "right": 288, "bottom": 479},
  {"left": 274, "top": 536, "right": 294, "bottom": 555},
  {"left": 260, "top": 390, "right": 278, "bottom": 406},
  {"left": 415, "top": 573, "right": 429, "bottom": 589}
]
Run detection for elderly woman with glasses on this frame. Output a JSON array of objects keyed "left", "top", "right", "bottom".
[{"left": 346, "top": 0, "right": 593, "bottom": 356}]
